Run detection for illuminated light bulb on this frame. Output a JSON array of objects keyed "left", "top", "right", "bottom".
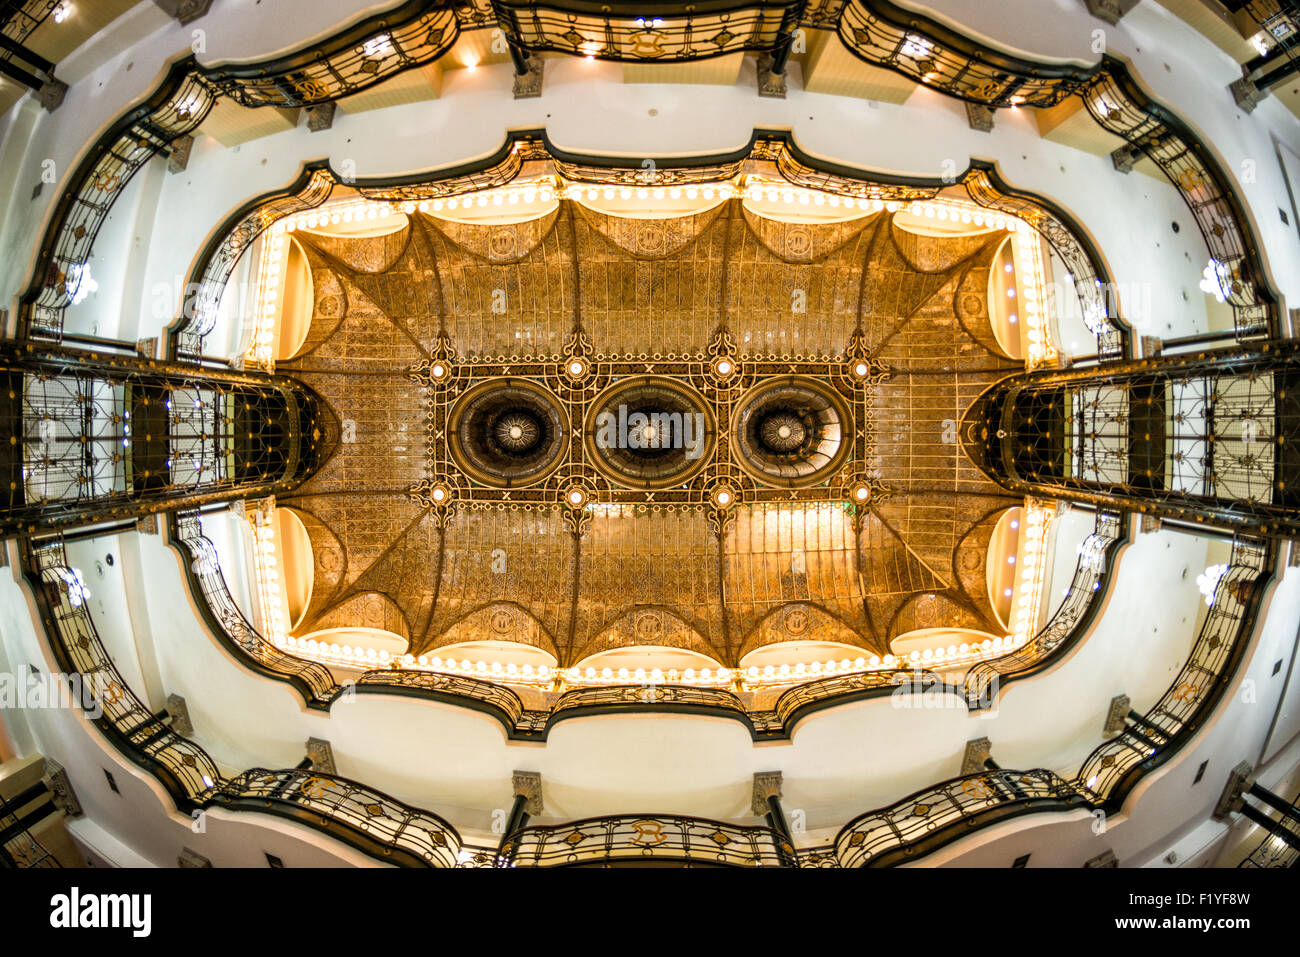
[
  {"left": 865, "top": 656, "right": 877, "bottom": 667},
  {"left": 882, "top": 654, "right": 895, "bottom": 667},
  {"left": 854, "top": 362, "right": 870, "bottom": 378},
  {"left": 465, "top": 57, "right": 478, "bottom": 72},
  {"left": 715, "top": 359, "right": 733, "bottom": 376}
]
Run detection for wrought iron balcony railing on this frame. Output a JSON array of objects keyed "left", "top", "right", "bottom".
[
  {"left": 1238, "top": 810, "right": 1300, "bottom": 868},
  {"left": 831, "top": 0, "right": 1281, "bottom": 342},
  {"left": 963, "top": 341, "right": 1300, "bottom": 537},
  {"left": 835, "top": 769, "right": 1087, "bottom": 868},
  {"left": 963, "top": 509, "right": 1127, "bottom": 708},
  {"left": 166, "top": 129, "right": 1130, "bottom": 362},
  {"left": 0, "top": 344, "right": 329, "bottom": 535},
  {"left": 168, "top": 504, "right": 1130, "bottom": 739},
  {"left": 833, "top": 535, "right": 1274, "bottom": 866},
  {"left": 499, "top": 812, "right": 797, "bottom": 867},
  {"left": 214, "top": 768, "right": 461, "bottom": 868},
  {"left": 489, "top": 0, "right": 805, "bottom": 64},
  {"left": 22, "top": 536, "right": 467, "bottom": 867},
  {"left": 170, "top": 512, "right": 339, "bottom": 707}
]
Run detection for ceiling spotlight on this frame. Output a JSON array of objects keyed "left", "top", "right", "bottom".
[
  {"left": 712, "top": 486, "right": 734, "bottom": 508},
  {"left": 53, "top": 2, "right": 72, "bottom": 23},
  {"left": 566, "top": 486, "right": 588, "bottom": 507},
  {"left": 566, "top": 357, "right": 586, "bottom": 378}
]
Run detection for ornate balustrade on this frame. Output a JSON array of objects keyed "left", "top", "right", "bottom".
[
  {"left": 19, "top": 2, "right": 461, "bottom": 343},
  {"left": 169, "top": 505, "right": 1128, "bottom": 738},
  {"left": 0, "top": 344, "right": 328, "bottom": 535},
  {"left": 835, "top": 769, "right": 1086, "bottom": 868},
  {"left": 963, "top": 510, "right": 1127, "bottom": 708},
  {"left": 1076, "top": 537, "right": 1271, "bottom": 803},
  {"left": 490, "top": 0, "right": 805, "bottom": 64},
  {"left": 26, "top": 537, "right": 223, "bottom": 803},
  {"left": 166, "top": 128, "right": 1127, "bottom": 361},
  {"left": 833, "top": 535, "right": 1275, "bottom": 866},
  {"left": 169, "top": 512, "right": 338, "bottom": 707},
  {"left": 215, "top": 768, "right": 461, "bottom": 868},
  {"left": 965, "top": 341, "right": 1300, "bottom": 537},
  {"left": 831, "top": 0, "right": 1280, "bottom": 341},
  {"left": 21, "top": 535, "right": 466, "bottom": 867},
  {"left": 1238, "top": 812, "right": 1300, "bottom": 868},
  {"left": 500, "top": 813, "right": 796, "bottom": 867}
]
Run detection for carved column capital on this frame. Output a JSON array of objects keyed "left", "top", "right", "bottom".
[
  {"left": 512, "top": 770, "right": 543, "bottom": 815},
  {"left": 306, "top": 738, "right": 337, "bottom": 775},
  {"left": 1103, "top": 694, "right": 1131, "bottom": 735},
  {"left": 752, "top": 771, "right": 783, "bottom": 814},
  {"left": 961, "top": 737, "right": 992, "bottom": 775}
]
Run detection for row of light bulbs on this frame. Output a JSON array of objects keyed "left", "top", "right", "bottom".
[
  {"left": 1014, "top": 227, "right": 1059, "bottom": 368},
  {"left": 272, "top": 631, "right": 1033, "bottom": 689},
  {"left": 249, "top": 229, "right": 286, "bottom": 370},
  {"left": 250, "top": 504, "right": 290, "bottom": 646},
  {"left": 1006, "top": 501, "right": 1054, "bottom": 645},
  {"left": 259, "top": 177, "right": 1034, "bottom": 237}
]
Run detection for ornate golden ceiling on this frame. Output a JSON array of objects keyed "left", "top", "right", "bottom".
[{"left": 273, "top": 199, "right": 1022, "bottom": 665}]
